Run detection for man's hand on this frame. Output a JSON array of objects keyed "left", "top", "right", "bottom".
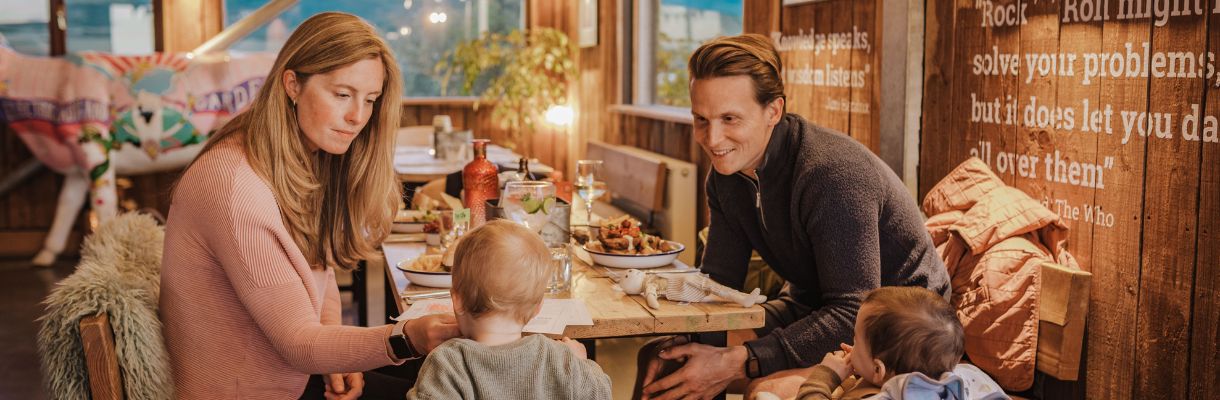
[
  {"left": 641, "top": 343, "right": 749, "bottom": 400},
  {"left": 404, "top": 313, "right": 461, "bottom": 354},
  {"left": 324, "top": 372, "right": 364, "bottom": 400},
  {"left": 639, "top": 335, "right": 691, "bottom": 393},
  {"left": 558, "top": 337, "right": 588, "bottom": 359}
]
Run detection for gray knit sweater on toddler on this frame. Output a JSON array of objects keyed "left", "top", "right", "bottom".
[{"left": 406, "top": 334, "right": 612, "bottom": 399}]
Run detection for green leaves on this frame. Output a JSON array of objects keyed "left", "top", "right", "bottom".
[{"left": 434, "top": 28, "right": 577, "bottom": 150}]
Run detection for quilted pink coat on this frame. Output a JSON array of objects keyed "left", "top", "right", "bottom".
[{"left": 922, "top": 157, "right": 1079, "bottom": 391}]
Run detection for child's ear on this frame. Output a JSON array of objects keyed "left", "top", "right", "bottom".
[
  {"left": 872, "top": 359, "right": 887, "bottom": 382},
  {"left": 450, "top": 290, "right": 463, "bottom": 313}
]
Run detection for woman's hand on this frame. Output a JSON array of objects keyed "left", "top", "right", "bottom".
[
  {"left": 404, "top": 313, "right": 460, "bottom": 354},
  {"left": 558, "top": 337, "right": 588, "bottom": 359},
  {"left": 324, "top": 372, "right": 363, "bottom": 400}
]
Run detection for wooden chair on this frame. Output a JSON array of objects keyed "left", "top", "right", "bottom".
[{"left": 79, "top": 312, "right": 124, "bottom": 400}]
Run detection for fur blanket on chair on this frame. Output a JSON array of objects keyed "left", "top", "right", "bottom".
[{"left": 37, "top": 212, "right": 173, "bottom": 399}]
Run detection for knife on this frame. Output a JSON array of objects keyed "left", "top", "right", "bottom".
[{"left": 402, "top": 290, "right": 451, "bottom": 304}]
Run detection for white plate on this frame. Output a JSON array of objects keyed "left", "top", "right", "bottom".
[
  {"left": 392, "top": 222, "right": 425, "bottom": 233},
  {"left": 396, "top": 256, "right": 453, "bottom": 288},
  {"left": 583, "top": 241, "right": 685, "bottom": 269}
]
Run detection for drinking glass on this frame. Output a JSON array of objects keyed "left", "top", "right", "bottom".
[
  {"left": 499, "top": 181, "right": 557, "bottom": 233},
  {"left": 575, "top": 160, "right": 606, "bottom": 226},
  {"left": 547, "top": 246, "right": 572, "bottom": 294}
]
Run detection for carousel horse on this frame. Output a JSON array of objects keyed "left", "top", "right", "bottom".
[{"left": 0, "top": 46, "right": 274, "bottom": 266}]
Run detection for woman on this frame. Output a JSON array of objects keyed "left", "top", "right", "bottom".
[
  {"left": 636, "top": 34, "right": 951, "bottom": 400},
  {"left": 160, "top": 13, "right": 458, "bottom": 399}
]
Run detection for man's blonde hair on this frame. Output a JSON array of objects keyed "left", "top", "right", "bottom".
[
  {"left": 688, "top": 33, "right": 786, "bottom": 110},
  {"left": 451, "top": 220, "right": 553, "bottom": 324}
]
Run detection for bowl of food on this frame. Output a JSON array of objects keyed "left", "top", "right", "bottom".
[
  {"left": 396, "top": 249, "right": 456, "bottom": 288},
  {"left": 582, "top": 215, "right": 685, "bottom": 269}
]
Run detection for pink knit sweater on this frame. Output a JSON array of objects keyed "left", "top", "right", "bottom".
[{"left": 160, "top": 138, "right": 398, "bottom": 398}]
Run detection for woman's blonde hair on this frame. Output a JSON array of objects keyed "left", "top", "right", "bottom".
[
  {"left": 192, "top": 12, "right": 402, "bottom": 271},
  {"left": 451, "top": 220, "right": 553, "bottom": 324}
]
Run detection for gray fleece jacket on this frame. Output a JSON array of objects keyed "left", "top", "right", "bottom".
[{"left": 701, "top": 113, "right": 950, "bottom": 376}]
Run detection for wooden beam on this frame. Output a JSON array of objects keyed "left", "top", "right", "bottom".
[{"left": 158, "top": 0, "right": 224, "bottom": 52}]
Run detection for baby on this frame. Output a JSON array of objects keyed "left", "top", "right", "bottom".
[
  {"left": 792, "top": 286, "right": 1008, "bottom": 400},
  {"left": 406, "top": 220, "right": 611, "bottom": 399}
]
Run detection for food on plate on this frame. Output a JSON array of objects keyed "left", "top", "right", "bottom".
[
  {"left": 404, "top": 254, "right": 450, "bottom": 273},
  {"left": 586, "top": 215, "right": 677, "bottom": 255}
]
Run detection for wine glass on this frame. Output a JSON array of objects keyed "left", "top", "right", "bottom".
[
  {"left": 575, "top": 160, "right": 606, "bottom": 227},
  {"left": 500, "top": 181, "right": 557, "bottom": 233}
]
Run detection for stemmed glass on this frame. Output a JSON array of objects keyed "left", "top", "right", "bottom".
[
  {"left": 575, "top": 160, "right": 606, "bottom": 227},
  {"left": 499, "top": 181, "right": 557, "bottom": 233}
]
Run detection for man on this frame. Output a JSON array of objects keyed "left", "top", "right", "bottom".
[{"left": 636, "top": 34, "right": 950, "bottom": 400}]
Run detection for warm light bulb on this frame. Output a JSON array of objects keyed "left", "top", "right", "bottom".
[{"left": 545, "top": 105, "right": 574, "bottom": 126}]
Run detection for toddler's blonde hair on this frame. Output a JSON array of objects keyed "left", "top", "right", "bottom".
[{"left": 451, "top": 220, "right": 553, "bottom": 324}]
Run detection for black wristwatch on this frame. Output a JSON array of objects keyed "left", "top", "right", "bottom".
[
  {"left": 743, "top": 344, "right": 762, "bottom": 379},
  {"left": 389, "top": 319, "right": 423, "bottom": 360}
]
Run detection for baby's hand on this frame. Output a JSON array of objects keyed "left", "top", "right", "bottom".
[
  {"left": 819, "top": 345, "right": 853, "bottom": 381},
  {"left": 558, "top": 337, "right": 588, "bottom": 359}
]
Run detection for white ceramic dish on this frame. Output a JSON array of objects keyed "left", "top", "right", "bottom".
[
  {"left": 393, "top": 210, "right": 437, "bottom": 233},
  {"left": 396, "top": 256, "right": 453, "bottom": 288},
  {"left": 392, "top": 222, "right": 425, "bottom": 233},
  {"left": 582, "top": 241, "right": 685, "bottom": 269}
]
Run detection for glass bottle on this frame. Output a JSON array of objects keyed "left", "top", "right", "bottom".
[{"left": 462, "top": 139, "right": 499, "bottom": 226}]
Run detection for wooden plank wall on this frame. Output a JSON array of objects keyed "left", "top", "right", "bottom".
[
  {"left": 920, "top": 1, "right": 1220, "bottom": 399},
  {"left": 776, "top": 0, "right": 881, "bottom": 152}
]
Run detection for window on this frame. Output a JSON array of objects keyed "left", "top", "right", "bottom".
[
  {"left": 224, "top": 0, "right": 525, "bottom": 98},
  {"left": 64, "top": 0, "right": 154, "bottom": 54},
  {"left": 0, "top": 0, "right": 52, "bottom": 55},
  {"left": 0, "top": 0, "right": 154, "bottom": 56},
  {"left": 638, "top": 0, "right": 742, "bottom": 107}
]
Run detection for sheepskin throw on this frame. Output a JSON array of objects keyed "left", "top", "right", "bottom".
[{"left": 38, "top": 212, "right": 173, "bottom": 399}]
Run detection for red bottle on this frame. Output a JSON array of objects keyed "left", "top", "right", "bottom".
[{"left": 462, "top": 139, "right": 499, "bottom": 226}]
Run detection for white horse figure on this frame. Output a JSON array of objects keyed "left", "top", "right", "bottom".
[{"left": 0, "top": 47, "right": 274, "bottom": 266}]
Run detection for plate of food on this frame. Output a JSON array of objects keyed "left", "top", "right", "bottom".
[
  {"left": 393, "top": 209, "right": 440, "bottom": 233},
  {"left": 582, "top": 215, "right": 685, "bottom": 269},
  {"left": 395, "top": 247, "right": 458, "bottom": 288}
]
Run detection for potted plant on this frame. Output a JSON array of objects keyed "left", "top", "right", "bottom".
[{"left": 434, "top": 28, "right": 576, "bottom": 152}]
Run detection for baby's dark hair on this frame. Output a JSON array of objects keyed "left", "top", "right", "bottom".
[{"left": 860, "top": 286, "right": 964, "bottom": 377}]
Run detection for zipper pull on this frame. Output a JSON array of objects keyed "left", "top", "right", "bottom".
[{"left": 756, "top": 191, "right": 762, "bottom": 209}]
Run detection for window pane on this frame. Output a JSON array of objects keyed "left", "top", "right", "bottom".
[
  {"left": 65, "top": 0, "right": 155, "bottom": 54},
  {"left": 224, "top": 0, "right": 525, "bottom": 97},
  {"left": 654, "top": 0, "right": 742, "bottom": 107},
  {"left": 0, "top": 0, "right": 51, "bottom": 56}
]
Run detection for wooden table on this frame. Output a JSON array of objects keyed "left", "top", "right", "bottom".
[{"left": 380, "top": 237, "right": 764, "bottom": 339}]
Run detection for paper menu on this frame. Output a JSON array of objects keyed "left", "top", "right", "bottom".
[{"left": 392, "top": 298, "right": 594, "bottom": 335}]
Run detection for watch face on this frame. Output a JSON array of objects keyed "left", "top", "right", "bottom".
[{"left": 390, "top": 334, "right": 413, "bottom": 359}]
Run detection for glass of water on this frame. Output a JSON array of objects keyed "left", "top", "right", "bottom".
[{"left": 547, "top": 246, "right": 572, "bottom": 294}]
